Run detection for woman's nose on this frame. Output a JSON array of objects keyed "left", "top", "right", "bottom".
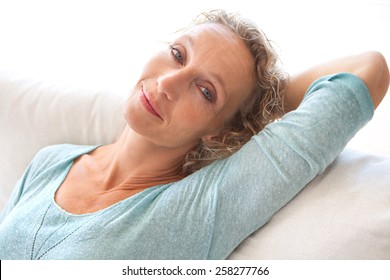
[{"left": 157, "top": 70, "right": 186, "bottom": 101}]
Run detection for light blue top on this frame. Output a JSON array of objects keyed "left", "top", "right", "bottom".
[{"left": 0, "top": 73, "right": 374, "bottom": 259}]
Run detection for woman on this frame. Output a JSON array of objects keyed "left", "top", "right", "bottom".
[{"left": 0, "top": 10, "right": 388, "bottom": 259}]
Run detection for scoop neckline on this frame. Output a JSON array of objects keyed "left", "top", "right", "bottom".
[{"left": 49, "top": 145, "right": 170, "bottom": 217}]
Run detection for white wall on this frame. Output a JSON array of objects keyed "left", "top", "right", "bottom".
[{"left": 0, "top": 0, "right": 389, "bottom": 154}]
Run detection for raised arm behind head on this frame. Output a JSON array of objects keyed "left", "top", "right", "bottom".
[{"left": 284, "top": 51, "right": 389, "bottom": 112}]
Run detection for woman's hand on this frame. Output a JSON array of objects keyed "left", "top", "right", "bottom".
[{"left": 284, "top": 51, "right": 389, "bottom": 112}]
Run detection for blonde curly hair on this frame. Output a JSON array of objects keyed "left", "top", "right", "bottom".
[{"left": 182, "top": 10, "right": 288, "bottom": 174}]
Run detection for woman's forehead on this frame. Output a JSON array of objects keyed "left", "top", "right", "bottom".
[
  {"left": 178, "top": 23, "right": 254, "bottom": 70},
  {"left": 182, "top": 22, "right": 238, "bottom": 42}
]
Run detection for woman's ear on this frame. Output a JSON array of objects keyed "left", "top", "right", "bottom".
[
  {"left": 201, "top": 134, "right": 217, "bottom": 144},
  {"left": 201, "top": 128, "right": 228, "bottom": 144}
]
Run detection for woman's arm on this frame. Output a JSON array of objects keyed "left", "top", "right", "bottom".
[{"left": 284, "top": 51, "right": 390, "bottom": 112}]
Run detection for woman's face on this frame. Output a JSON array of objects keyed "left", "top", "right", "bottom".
[{"left": 124, "top": 23, "right": 255, "bottom": 151}]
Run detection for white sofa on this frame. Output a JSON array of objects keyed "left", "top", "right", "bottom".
[{"left": 1, "top": 71, "right": 390, "bottom": 259}]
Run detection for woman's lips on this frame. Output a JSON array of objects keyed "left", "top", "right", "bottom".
[{"left": 140, "top": 87, "right": 163, "bottom": 120}]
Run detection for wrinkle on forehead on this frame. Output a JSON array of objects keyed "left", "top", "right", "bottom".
[{"left": 184, "top": 22, "right": 239, "bottom": 43}]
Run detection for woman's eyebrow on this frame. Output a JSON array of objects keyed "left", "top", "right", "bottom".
[{"left": 178, "top": 34, "right": 194, "bottom": 49}]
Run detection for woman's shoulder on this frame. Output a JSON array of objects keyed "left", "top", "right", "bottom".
[
  {"left": 34, "top": 144, "right": 95, "bottom": 162},
  {"left": 28, "top": 144, "right": 98, "bottom": 175}
]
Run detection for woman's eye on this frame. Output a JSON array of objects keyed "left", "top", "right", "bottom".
[
  {"left": 200, "top": 86, "right": 214, "bottom": 102},
  {"left": 170, "top": 46, "right": 183, "bottom": 64}
]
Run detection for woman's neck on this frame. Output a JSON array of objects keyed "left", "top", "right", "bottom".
[{"left": 90, "top": 126, "right": 192, "bottom": 191}]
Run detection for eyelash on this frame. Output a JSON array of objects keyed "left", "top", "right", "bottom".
[
  {"left": 169, "top": 44, "right": 215, "bottom": 103},
  {"left": 169, "top": 45, "right": 184, "bottom": 65}
]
